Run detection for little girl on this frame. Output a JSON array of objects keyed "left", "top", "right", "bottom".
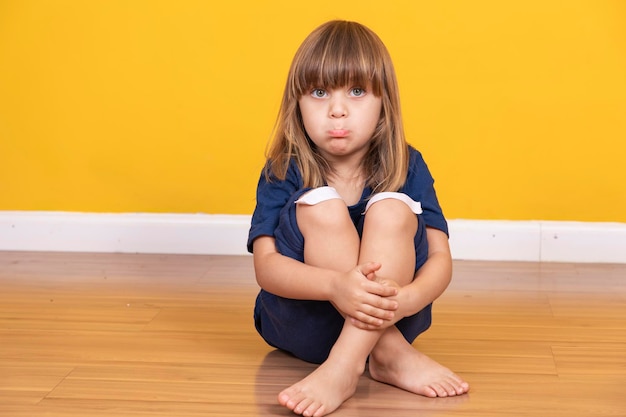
[{"left": 247, "top": 20, "right": 469, "bottom": 417}]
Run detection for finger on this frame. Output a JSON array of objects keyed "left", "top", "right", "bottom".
[
  {"left": 350, "top": 317, "right": 378, "bottom": 330},
  {"left": 371, "top": 305, "right": 396, "bottom": 320},
  {"left": 362, "top": 300, "right": 396, "bottom": 319},
  {"left": 351, "top": 315, "right": 395, "bottom": 331},
  {"left": 357, "top": 261, "right": 381, "bottom": 276},
  {"left": 379, "top": 296, "right": 399, "bottom": 311},
  {"left": 380, "top": 285, "right": 398, "bottom": 297},
  {"left": 352, "top": 311, "right": 384, "bottom": 327},
  {"left": 364, "top": 271, "right": 377, "bottom": 281},
  {"left": 363, "top": 292, "right": 398, "bottom": 311},
  {"left": 365, "top": 282, "right": 397, "bottom": 297},
  {"left": 379, "top": 278, "right": 401, "bottom": 290}
]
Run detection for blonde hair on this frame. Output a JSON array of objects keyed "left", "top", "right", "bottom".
[{"left": 265, "top": 20, "right": 409, "bottom": 193}]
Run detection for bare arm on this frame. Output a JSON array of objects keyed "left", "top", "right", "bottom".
[
  {"left": 252, "top": 236, "right": 398, "bottom": 325},
  {"left": 401, "top": 227, "right": 453, "bottom": 317},
  {"left": 253, "top": 236, "right": 337, "bottom": 300}
]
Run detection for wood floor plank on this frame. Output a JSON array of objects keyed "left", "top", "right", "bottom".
[
  {"left": 552, "top": 343, "right": 626, "bottom": 375},
  {"left": 0, "top": 304, "right": 161, "bottom": 331},
  {"left": 0, "top": 363, "right": 73, "bottom": 405}
]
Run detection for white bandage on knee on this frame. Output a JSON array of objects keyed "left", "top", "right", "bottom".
[
  {"left": 364, "top": 192, "right": 423, "bottom": 214},
  {"left": 295, "top": 186, "right": 344, "bottom": 205}
]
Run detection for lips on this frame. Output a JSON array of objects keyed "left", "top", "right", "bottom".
[{"left": 329, "top": 129, "right": 349, "bottom": 138}]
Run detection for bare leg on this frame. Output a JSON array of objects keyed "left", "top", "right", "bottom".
[
  {"left": 278, "top": 198, "right": 367, "bottom": 416},
  {"left": 359, "top": 198, "right": 417, "bottom": 282},
  {"left": 361, "top": 199, "right": 469, "bottom": 397}
]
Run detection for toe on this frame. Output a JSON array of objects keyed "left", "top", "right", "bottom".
[
  {"left": 294, "top": 397, "right": 314, "bottom": 415},
  {"left": 277, "top": 392, "right": 289, "bottom": 407},
  {"left": 421, "top": 384, "right": 439, "bottom": 397},
  {"left": 301, "top": 400, "right": 322, "bottom": 417},
  {"left": 280, "top": 389, "right": 306, "bottom": 411},
  {"left": 460, "top": 382, "right": 470, "bottom": 394},
  {"left": 430, "top": 383, "right": 449, "bottom": 397},
  {"left": 438, "top": 373, "right": 467, "bottom": 396},
  {"left": 449, "top": 376, "right": 469, "bottom": 395},
  {"left": 443, "top": 381, "right": 459, "bottom": 397}
]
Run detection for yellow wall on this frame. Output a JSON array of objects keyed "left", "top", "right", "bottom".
[{"left": 1, "top": 1, "right": 625, "bottom": 222}]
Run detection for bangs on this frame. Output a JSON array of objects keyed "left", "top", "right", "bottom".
[{"left": 291, "top": 21, "right": 387, "bottom": 97}]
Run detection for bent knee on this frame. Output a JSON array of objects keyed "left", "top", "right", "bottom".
[
  {"left": 295, "top": 187, "right": 350, "bottom": 230},
  {"left": 364, "top": 194, "right": 419, "bottom": 231}
]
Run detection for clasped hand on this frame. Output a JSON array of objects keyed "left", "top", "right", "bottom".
[{"left": 330, "top": 262, "right": 401, "bottom": 330}]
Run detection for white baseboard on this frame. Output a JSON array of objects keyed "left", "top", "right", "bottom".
[
  {"left": 0, "top": 212, "right": 250, "bottom": 256},
  {"left": 1, "top": 211, "right": 625, "bottom": 263},
  {"left": 447, "top": 220, "right": 626, "bottom": 263}
]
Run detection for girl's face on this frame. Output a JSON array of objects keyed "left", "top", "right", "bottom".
[{"left": 298, "top": 85, "right": 382, "bottom": 163}]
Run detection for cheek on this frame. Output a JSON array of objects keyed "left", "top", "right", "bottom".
[
  {"left": 367, "top": 104, "right": 383, "bottom": 129},
  {"left": 298, "top": 101, "right": 314, "bottom": 123},
  {"left": 299, "top": 106, "right": 324, "bottom": 132}
]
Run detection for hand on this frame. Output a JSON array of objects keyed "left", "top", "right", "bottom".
[
  {"left": 350, "top": 278, "right": 405, "bottom": 330},
  {"left": 330, "top": 262, "right": 399, "bottom": 327}
]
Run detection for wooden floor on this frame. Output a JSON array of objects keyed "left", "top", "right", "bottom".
[{"left": 1, "top": 252, "right": 625, "bottom": 417}]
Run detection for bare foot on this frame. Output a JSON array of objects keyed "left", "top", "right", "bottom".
[
  {"left": 278, "top": 357, "right": 362, "bottom": 417},
  {"left": 369, "top": 341, "right": 469, "bottom": 398}
]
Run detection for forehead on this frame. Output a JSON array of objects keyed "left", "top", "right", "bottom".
[{"left": 292, "top": 26, "right": 386, "bottom": 96}]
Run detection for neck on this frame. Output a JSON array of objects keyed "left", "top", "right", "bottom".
[{"left": 327, "top": 164, "right": 365, "bottom": 190}]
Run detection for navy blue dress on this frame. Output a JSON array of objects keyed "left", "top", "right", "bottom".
[{"left": 247, "top": 146, "right": 448, "bottom": 363}]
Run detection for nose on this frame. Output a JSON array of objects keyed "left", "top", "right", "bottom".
[{"left": 329, "top": 96, "right": 347, "bottom": 118}]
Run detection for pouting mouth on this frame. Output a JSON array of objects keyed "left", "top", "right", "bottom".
[{"left": 329, "top": 129, "right": 349, "bottom": 138}]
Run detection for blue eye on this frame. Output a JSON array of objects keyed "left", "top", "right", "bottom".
[
  {"left": 350, "top": 87, "right": 365, "bottom": 97},
  {"left": 312, "top": 89, "right": 327, "bottom": 98}
]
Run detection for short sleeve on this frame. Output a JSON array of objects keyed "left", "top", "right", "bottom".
[
  {"left": 247, "top": 162, "right": 304, "bottom": 253},
  {"left": 401, "top": 147, "right": 448, "bottom": 236}
]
